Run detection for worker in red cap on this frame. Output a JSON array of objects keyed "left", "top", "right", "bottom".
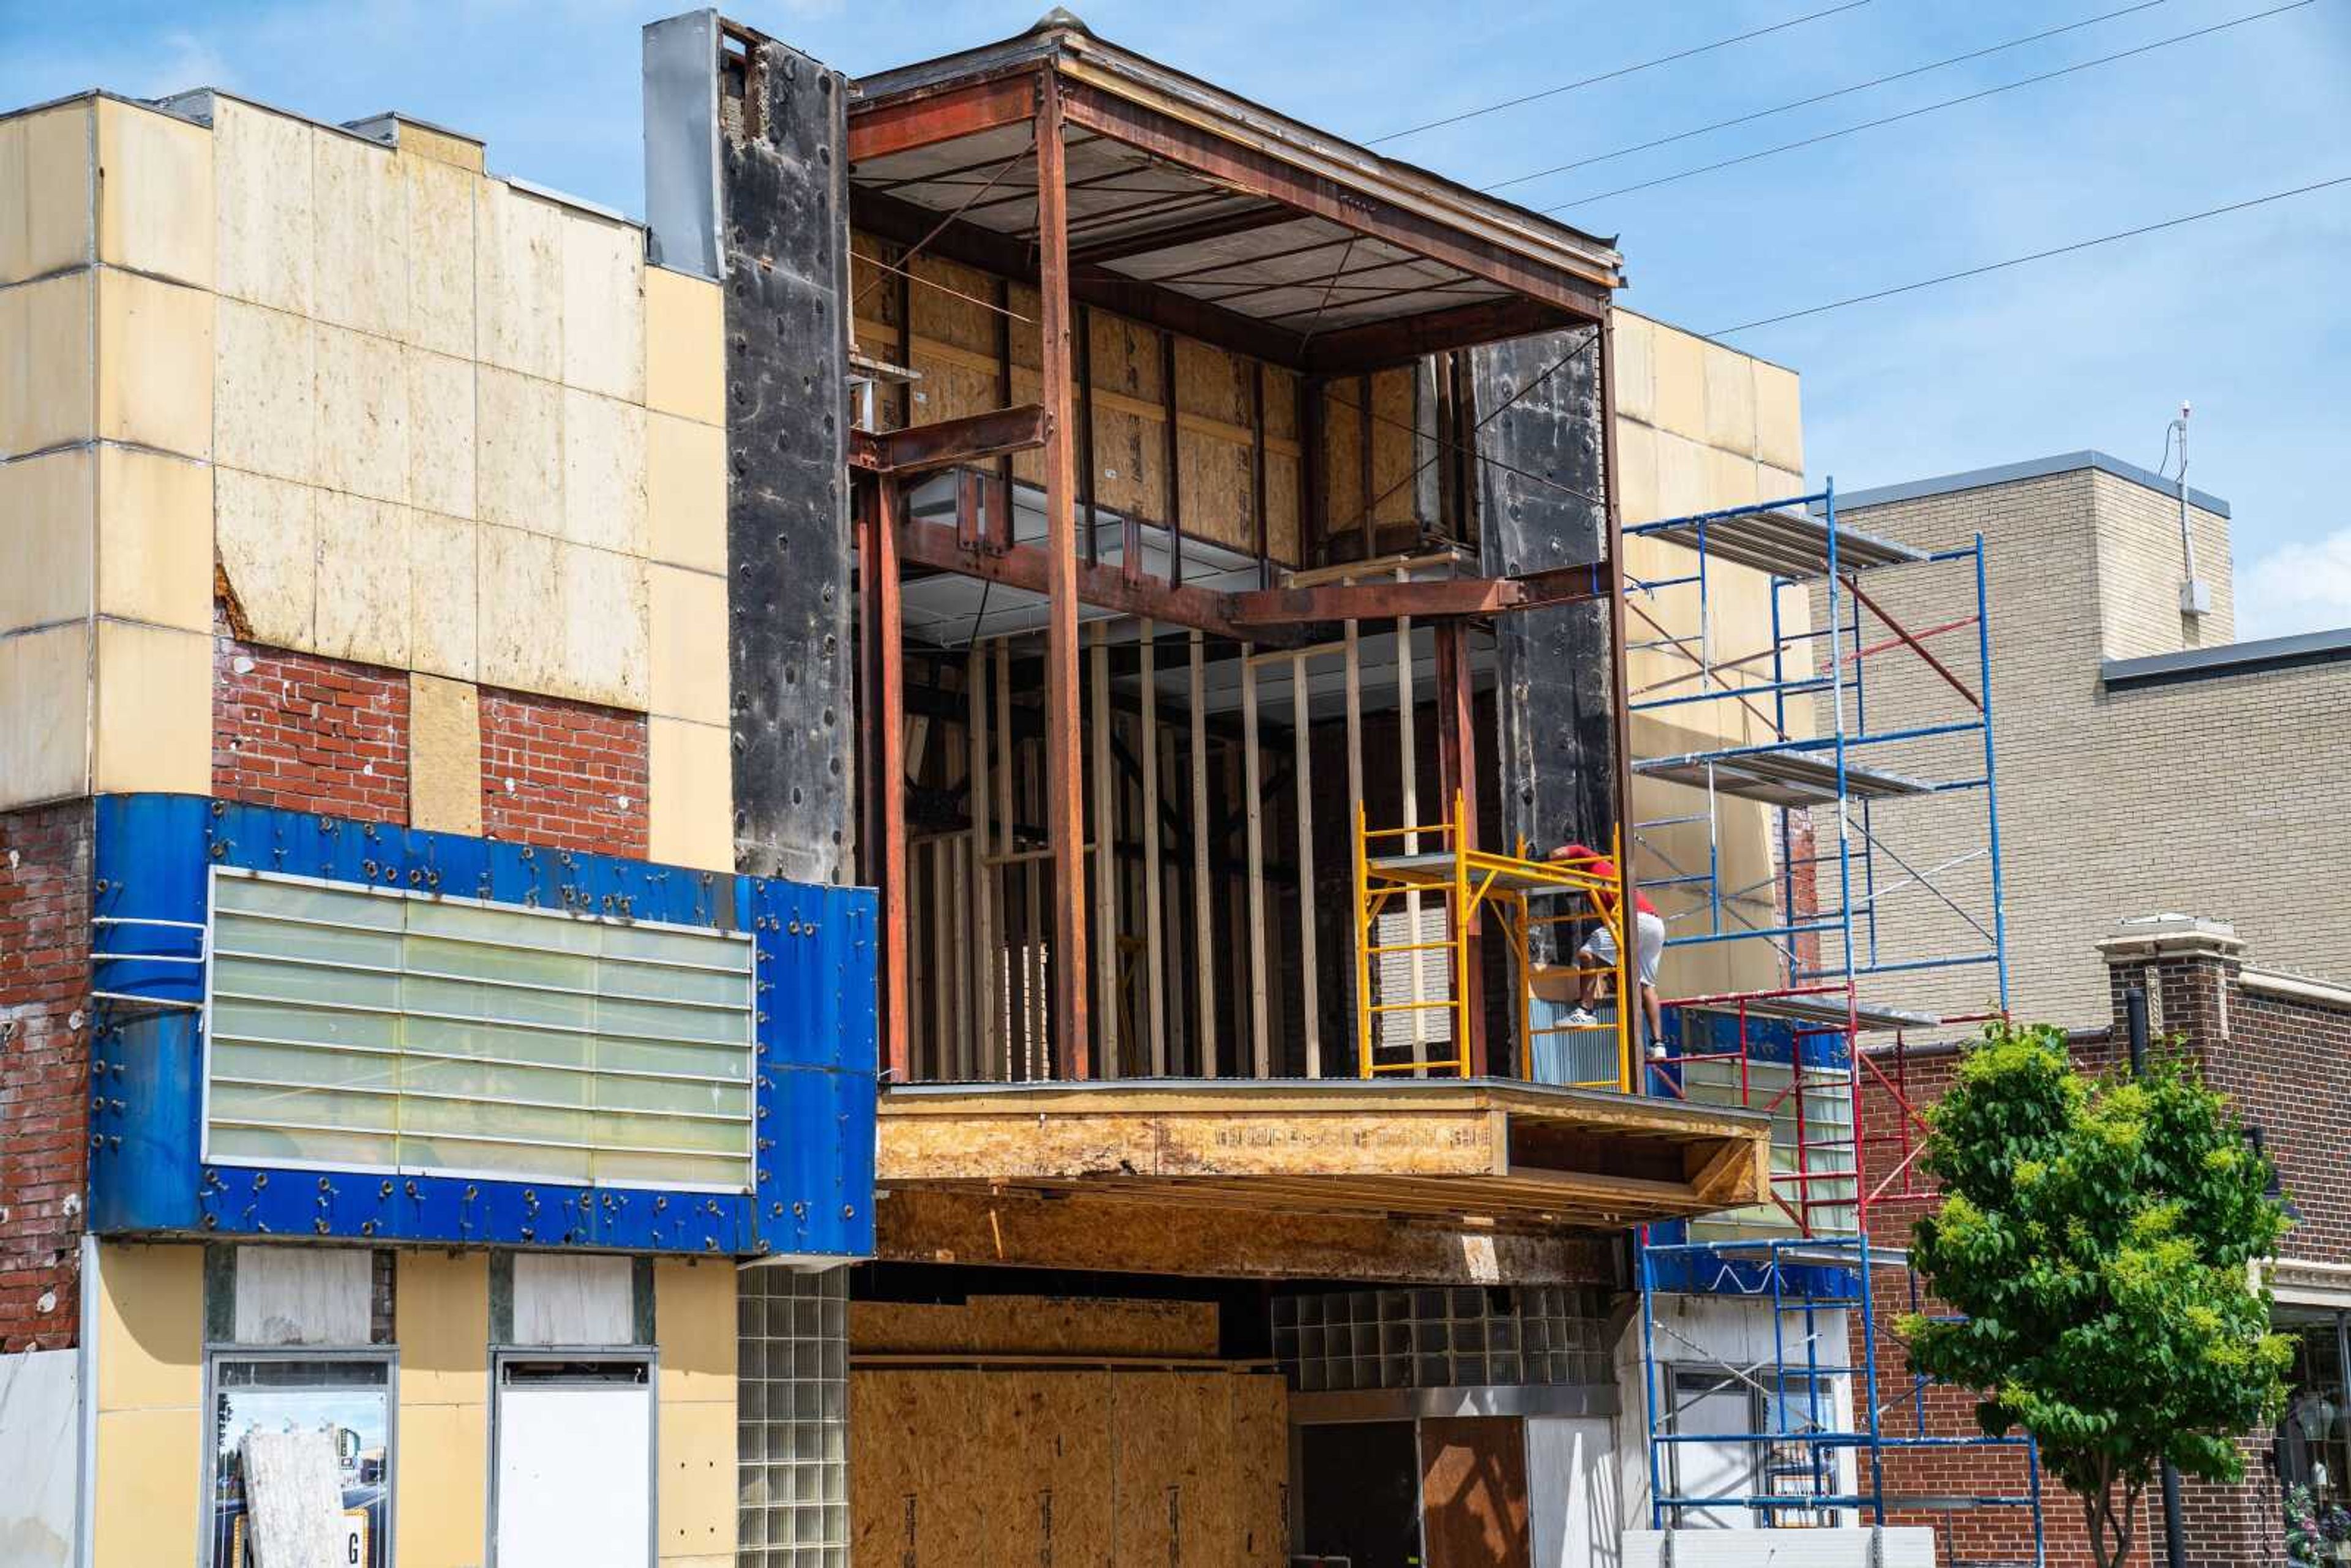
[{"left": 1548, "top": 841, "right": 1664, "bottom": 1047}]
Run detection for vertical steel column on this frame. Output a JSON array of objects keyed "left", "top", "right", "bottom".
[
  {"left": 873, "top": 476, "right": 909, "bottom": 1082},
  {"left": 1034, "top": 69, "right": 1090, "bottom": 1078}
]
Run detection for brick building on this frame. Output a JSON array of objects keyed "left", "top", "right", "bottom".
[
  {"left": 1854, "top": 917, "right": 2351, "bottom": 1567},
  {"left": 1826, "top": 453, "right": 2351, "bottom": 1029}
]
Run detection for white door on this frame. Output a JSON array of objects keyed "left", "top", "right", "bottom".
[
  {"left": 1666, "top": 1377, "right": 1757, "bottom": 1531},
  {"left": 495, "top": 1359, "right": 653, "bottom": 1567},
  {"left": 1526, "top": 1416, "right": 1619, "bottom": 1567}
]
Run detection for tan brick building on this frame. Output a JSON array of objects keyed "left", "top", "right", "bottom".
[{"left": 1832, "top": 451, "right": 2351, "bottom": 1029}]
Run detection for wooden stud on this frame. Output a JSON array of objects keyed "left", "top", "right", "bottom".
[
  {"left": 1090, "top": 621, "right": 1120, "bottom": 1077},
  {"left": 1292, "top": 651, "right": 1320, "bottom": 1077},
  {"left": 1240, "top": 648, "right": 1269, "bottom": 1078},
  {"left": 1139, "top": 621, "right": 1168, "bottom": 1075},
  {"left": 1037, "top": 72, "right": 1091, "bottom": 1079},
  {"left": 969, "top": 645, "right": 997, "bottom": 1078},
  {"left": 1188, "top": 631, "right": 1217, "bottom": 1077}
]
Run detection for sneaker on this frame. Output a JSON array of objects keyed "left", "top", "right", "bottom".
[{"left": 1562, "top": 1007, "right": 1599, "bottom": 1029}]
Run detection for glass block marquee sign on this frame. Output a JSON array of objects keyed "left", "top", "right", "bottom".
[{"left": 88, "top": 795, "right": 877, "bottom": 1259}]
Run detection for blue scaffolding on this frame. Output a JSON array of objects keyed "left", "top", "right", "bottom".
[{"left": 1619, "top": 484, "right": 2042, "bottom": 1561}]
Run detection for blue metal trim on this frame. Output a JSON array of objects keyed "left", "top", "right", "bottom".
[{"left": 87, "top": 793, "right": 878, "bottom": 1259}]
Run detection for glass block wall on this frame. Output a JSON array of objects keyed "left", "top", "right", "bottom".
[
  {"left": 738, "top": 1266, "right": 849, "bottom": 1567},
  {"left": 1272, "top": 1286, "right": 1610, "bottom": 1393}
]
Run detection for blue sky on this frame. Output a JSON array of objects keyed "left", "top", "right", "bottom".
[{"left": 6, "top": 0, "right": 2346, "bottom": 637}]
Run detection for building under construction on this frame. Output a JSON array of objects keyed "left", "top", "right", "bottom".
[{"left": 0, "top": 7, "right": 2115, "bottom": 1566}]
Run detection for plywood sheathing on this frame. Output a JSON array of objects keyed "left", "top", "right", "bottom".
[
  {"left": 876, "top": 1186, "right": 1624, "bottom": 1285},
  {"left": 876, "top": 1081, "right": 1769, "bottom": 1231},
  {"left": 850, "top": 1367, "right": 1287, "bottom": 1567},
  {"left": 852, "top": 1294, "right": 1220, "bottom": 1359}
]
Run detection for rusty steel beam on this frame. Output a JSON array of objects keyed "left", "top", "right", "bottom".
[
  {"left": 896, "top": 514, "right": 1261, "bottom": 643},
  {"left": 1224, "top": 568, "right": 1611, "bottom": 627},
  {"left": 1303, "top": 296, "right": 1582, "bottom": 377},
  {"left": 850, "top": 403, "right": 1050, "bottom": 475},
  {"left": 1036, "top": 70, "right": 1091, "bottom": 1081},
  {"left": 1057, "top": 78, "right": 1611, "bottom": 324},
  {"left": 848, "top": 72, "right": 1036, "bottom": 164}
]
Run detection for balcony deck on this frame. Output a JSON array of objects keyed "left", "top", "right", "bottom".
[{"left": 874, "top": 1078, "right": 1771, "bottom": 1233}]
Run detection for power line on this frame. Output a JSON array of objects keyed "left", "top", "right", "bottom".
[
  {"left": 1711, "top": 174, "right": 2351, "bottom": 337},
  {"left": 1485, "top": 0, "right": 2175, "bottom": 195},
  {"left": 1542, "top": 0, "right": 2318, "bottom": 212},
  {"left": 1367, "top": 0, "right": 1873, "bottom": 146}
]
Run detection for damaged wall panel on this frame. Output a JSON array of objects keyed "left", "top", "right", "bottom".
[{"left": 719, "top": 39, "right": 855, "bottom": 884}]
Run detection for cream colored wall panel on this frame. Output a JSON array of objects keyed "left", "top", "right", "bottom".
[
  {"left": 1649, "top": 322, "right": 1705, "bottom": 443},
  {"left": 1654, "top": 430, "right": 1711, "bottom": 520},
  {"left": 311, "top": 127, "right": 408, "bottom": 340},
  {"left": 395, "top": 1401, "right": 488, "bottom": 1568},
  {"left": 0, "top": 446, "right": 94, "bottom": 634},
  {"left": 399, "top": 122, "right": 485, "bottom": 174},
  {"left": 1701, "top": 445, "right": 1759, "bottom": 512},
  {"left": 476, "top": 521, "right": 562, "bottom": 694},
  {"left": 410, "top": 672, "right": 484, "bottom": 835},
  {"left": 396, "top": 1250, "right": 489, "bottom": 1405},
  {"left": 1754, "top": 361, "right": 1802, "bottom": 475},
  {"left": 95, "top": 99, "right": 214, "bottom": 288},
  {"left": 648, "top": 716, "right": 732, "bottom": 873},
  {"left": 1614, "top": 418, "right": 1660, "bottom": 527},
  {"left": 476, "top": 180, "right": 563, "bottom": 380},
  {"left": 313, "top": 320, "right": 408, "bottom": 503},
  {"left": 561, "top": 211, "right": 645, "bottom": 402},
  {"left": 476, "top": 364, "right": 562, "bottom": 533},
  {"left": 1700, "top": 342, "right": 1758, "bottom": 459},
  {"left": 0, "top": 269, "right": 94, "bottom": 458},
  {"left": 1761, "top": 465, "right": 1805, "bottom": 505},
  {"left": 562, "top": 388, "right": 647, "bottom": 555},
  {"left": 405, "top": 345, "right": 476, "bottom": 519},
  {"left": 655, "top": 1398, "right": 737, "bottom": 1562},
  {"left": 92, "top": 619, "right": 208, "bottom": 793},
  {"left": 558, "top": 541, "right": 648, "bottom": 708},
  {"left": 644, "top": 265, "right": 724, "bottom": 426},
  {"left": 653, "top": 1260, "right": 735, "bottom": 1405},
  {"left": 216, "top": 467, "right": 318, "bottom": 648},
  {"left": 0, "top": 621, "right": 90, "bottom": 806},
  {"left": 96, "top": 269, "right": 212, "bottom": 458},
  {"left": 402, "top": 152, "right": 477, "bottom": 359},
  {"left": 96, "top": 446, "right": 210, "bottom": 634},
  {"left": 212, "top": 97, "right": 313, "bottom": 316},
  {"left": 645, "top": 410, "right": 724, "bottom": 574},
  {"left": 408, "top": 511, "right": 479, "bottom": 681},
  {"left": 648, "top": 563, "right": 725, "bottom": 726},
  {"left": 1611, "top": 311, "right": 1656, "bottom": 427},
  {"left": 96, "top": 1240, "right": 201, "bottom": 1412},
  {"left": 214, "top": 297, "right": 315, "bottom": 484},
  {"left": 313, "top": 492, "right": 410, "bottom": 667},
  {"left": 1, "top": 102, "right": 94, "bottom": 287},
  {"left": 91, "top": 1408, "right": 202, "bottom": 1568}
]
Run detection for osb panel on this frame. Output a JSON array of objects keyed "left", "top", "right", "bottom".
[
  {"left": 907, "top": 348, "right": 1000, "bottom": 429},
  {"left": 909, "top": 254, "right": 1000, "bottom": 358},
  {"left": 1262, "top": 366, "right": 1301, "bottom": 443},
  {"left": 850, "top": 1295, "right": 1218, "bottom": 1358},
  {"left": 1265, "top": 449, "right": 1302, "bottom": 566},
  {"left": 1111, "top": 1373, "right": 1224, "bottom": 1566},
  {"left": 1172, "top": 338, "right": 1250, "bottom": 427},
  {"left": 1231, "top": 1373, "right": 1289, "bottom": 1564},
  {"left": 1369, "top": 367, "right": 1419, "bottom": 527},
  {"left": 1321, "top": 383, "right": 1365, "bottom": 541},
  {"left": 1090, "top": 401, "right": 1162, "bottom": 522},
  {"left": 849, "top": 233, "right": 901, "bottom": 340},
  {"left": 1005, "top": 281, "right": 1043, "bottom": 370},
  {"left": 1178, "top": 426, "right": 1254, "bottom": 554},
  {"left": 988, "top": 1373, "right": 1114, "bottom": 1568}
]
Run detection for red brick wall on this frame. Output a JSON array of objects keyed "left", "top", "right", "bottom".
[
  {"left": 214, "top": 632, "right": 410, "bottom": 823},
  {"left": 478, "top": 688, "right": 649, "bottom": 858},
  {"left": 1850, "top": 948, "right": 2351, "bottom": 1567},
  {"left": 0, "top": 801, "right": 92, "bottom": 1351}
]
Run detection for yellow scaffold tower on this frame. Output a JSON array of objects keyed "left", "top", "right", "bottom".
[{"left": 1354, "top": 790, "right": 1637, "bottom": 1091}]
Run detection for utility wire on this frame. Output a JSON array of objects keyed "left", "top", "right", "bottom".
[
  {"left": 1485, "top": 0, "right": 2175, "bottom": 194},
  {"left": 1367, "top": 0, "right": 1873, "bottom": 145},
  {"left": 1711, "top": 174, "right": 2351, "bottom": 337},
  {"left": 1543, "top": 0, "right": 2318, "bottom": 211}
]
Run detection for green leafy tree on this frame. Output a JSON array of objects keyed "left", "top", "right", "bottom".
[{"left": 1903, "top": 1021, "right": 2292, "bottom": 1568}]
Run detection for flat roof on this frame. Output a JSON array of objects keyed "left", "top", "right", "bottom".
[
  {"left": 2103, "top": 625, "right": 2351, "bottom": 691},
  {"left": 1829, "top": 451, "right": 2229, "bottom": 519}
]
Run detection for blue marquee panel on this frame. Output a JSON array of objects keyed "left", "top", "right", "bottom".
[{"left": 87, "top": 794, "right": 878, "bottom": 1259}]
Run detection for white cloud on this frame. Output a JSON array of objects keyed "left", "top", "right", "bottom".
[{"left": 2237, "top": 527, "right": 2351, "bottom": 641}]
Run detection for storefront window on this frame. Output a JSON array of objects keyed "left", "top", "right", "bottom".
[
  {"left": 209, "top": 1356, "right": 393, "bottom": 1568},
  {"left": 2280, "top": 1311, "right": 2351, "bottom": 1564}
]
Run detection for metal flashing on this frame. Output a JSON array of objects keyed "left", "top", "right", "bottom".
[
  {"left": 2101, "top": 625, "right": 2351, "bottom": 690},
  {"left": 642, "top": 9, "right": 726, "bottom": 279},
  {"left": 1828, "top": 450, "right": 2230, "bottom": 519}
]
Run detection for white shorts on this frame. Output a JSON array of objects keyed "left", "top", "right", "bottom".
[{"left": 1580, "top": 909, "right": 1665, "bottom": 988}]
